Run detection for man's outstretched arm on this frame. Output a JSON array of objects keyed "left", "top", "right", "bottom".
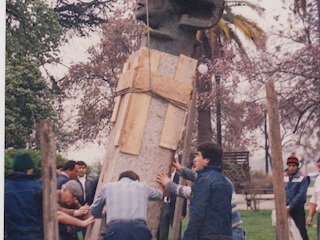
[{"left": 157, "top": 173, "right": 191, "bottom": 199}]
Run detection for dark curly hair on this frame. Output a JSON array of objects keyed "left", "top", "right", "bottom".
[
  {"left": 197, "top": 142, "right": 223, "bottom": 167},
  {"left": 118, "top": 170, "right": 140, "bottom": 181}
]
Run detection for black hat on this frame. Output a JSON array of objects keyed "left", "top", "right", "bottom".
[{"left": 13, "top": 151, "right": 35, "bottom": 171}]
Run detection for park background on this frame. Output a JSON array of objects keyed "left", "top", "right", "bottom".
[{"left": 1, "top": 1, "right": 319, "bottom": 239}]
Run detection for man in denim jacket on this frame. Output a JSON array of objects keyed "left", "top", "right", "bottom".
[
  {"left": 157, "top": 164, "right": 245, "bottom": 239},
  {"left": 177, "top": 142, "right": 233, "bottom": 239},
  {"left": 284, "top": 153, "right": 310, "bottom": 240}
]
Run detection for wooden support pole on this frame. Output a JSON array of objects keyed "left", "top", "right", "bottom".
[
  {"left": 171, "top": 87, "right": 196, "bottom": 240},
  {"left": 39, "top": 120, "right": 58, "bottom": 240},
  {"left": 266, "top": 80, "right": 288, "bottom": 240}
]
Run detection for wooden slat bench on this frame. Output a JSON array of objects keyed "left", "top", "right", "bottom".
[{"left": 244, "top": 189, "right": 274, "bottom": 210}]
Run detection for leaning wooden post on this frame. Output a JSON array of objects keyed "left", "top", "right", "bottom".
[
  {"left": 171, "top": 87, "right": 196, "bottom": 240},
  {"left": 39, "top": 120, "right": 58, "bottom": 240},
  {"left": 266, "top": 80, "right": 288, "bottom": 240}
]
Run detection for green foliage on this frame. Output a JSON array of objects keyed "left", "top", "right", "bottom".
[
  {"left": 6, "top": 0, "right": 64, "bottom": 65},
  {"left": 5, "top": 0, "right": 65, "bottom": 149},
  {"left": 5, "top": 57, "right": 56, "bottom": 148},
  {"left": 4, "top": 148, "right": 69, "bottom": 180}
]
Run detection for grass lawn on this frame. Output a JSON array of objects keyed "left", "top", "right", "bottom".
[
  {"left": 78, "top": 209, "right": 318, "bottom": 239},
  {"left": 177, "top": 209, "right": 317, "bottom": 240}
]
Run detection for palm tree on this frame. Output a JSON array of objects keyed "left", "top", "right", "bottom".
[{"left": 196, "top": 0, "right": 266, "bottom": 145}]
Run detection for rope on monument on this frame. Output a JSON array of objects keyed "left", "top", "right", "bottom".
[
  {"left": 116, "top": 88, "right": 188, "bottom": 110},
  {"left": 115, "top": 1, "right": 189, "bottom": 111},
  {"left": 145, "top": 0, "right": 152, "bottom": 91}
]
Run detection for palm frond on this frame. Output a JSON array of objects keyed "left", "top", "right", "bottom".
[
  {"left": 232, "top": 15, "right": 266, "bottom": 50},
  {"left": 207, "top": 27, "right": 219, "bottom": 57},
  {"left": 217, "top": 19, "right": 231, "bottom": 44},
  {"left": 226, "top": 0, "right": 265, "bottom": 16},
  {"left": 228, "top": 28, "right": 248, "bottom": 57}
]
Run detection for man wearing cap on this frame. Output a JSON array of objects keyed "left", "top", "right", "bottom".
[
  {"left": 284, "top": 153, "right": 310, "bottom": 240},
  {"left": 4, "top": 151, "right": 44, "bottom": 239},
  {"left": 57, "top": 180, "right": 95, "bottom": 240},
  {"left": 306, "top": 157, "right": 320, "bottom": 239}
]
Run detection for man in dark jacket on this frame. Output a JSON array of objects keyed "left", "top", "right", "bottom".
[
  {"left": 4, "top": 151, "right": 44, "bottom": 240},
  {"left": 75, "top": 161, "right": 95, "bottom": 238},
  {"left": 182, "top": 142, "right": 233, "bottom": 240},
  {"left": 75, "top": 161, "right": 95, "bottom": 206},
  {"left": 285, "top": 153, "right": 310, "bottom": 240},
  {"left": 57, "top": 160, "right": 79, "bottom": 189}
]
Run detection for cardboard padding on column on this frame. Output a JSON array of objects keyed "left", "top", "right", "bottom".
[
  {"left": 119, "top": 93, "right": 151, "bottom": 155},
  {"left": 135, "top": 70, "right": 192, "bottom": 106},
  {"left": 160, "top": 55, "right": 197, "bottom": 150},
  {"left": 137, "top": 47, "right": 161, "bottom": 72},
  {"left": 111, "top": 96, "right": 122, "bottom": 123},
  {"left": 160, "top": 104, "right": 186, "bottom": 150},
  {"left": 114, "top": 93, "right": 131, "bottom": 146},
  {"left": 174, "top": 54, "right": 198, "bottom": 84},
  {"left": 116, "top": 70, "right": 136, "bottom": 93}
]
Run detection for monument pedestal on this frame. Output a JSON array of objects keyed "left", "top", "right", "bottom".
[{"left": 85, "top": 47, "right": 197, "bottom": 239}]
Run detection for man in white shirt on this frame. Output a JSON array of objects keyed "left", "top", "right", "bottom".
[
  {"left": 306, "top": 158, "right": 320, "bottom": 239},
  {"left": 76, "top": 161, "right": 95, "bottom": 206},
  {"left": 75, "top": 161, "right": 95, "bottom": 238}
]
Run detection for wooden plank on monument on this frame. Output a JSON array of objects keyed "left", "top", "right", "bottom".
[
  {"left": 119, "top": 92, "right": 151, "bottom": 155},
  {"left": 135, "top": 70, "right": 192, "bottom": 105},
  {"left": 174, "top": 54, "right": 198, "bottom": 84},
  {"left": 160, "top": 104, "right": 186, "bottom": 150},
  {"left": 160, "top": 55, "right": 196, "bottom": 150},
  {"left": 122, "top": 61, "right": 130, "bottom": 72},
  {"left": 114, "top": 93, "right": 131, "bottom": 146},
  {"left": 116, "top": 70, "right": 135, "bottom": 92},
  {"left": 111, "top": 96, "right": 122, "bottom": 123},
  {"left": 137, "top": 47, "right": 161, "bottom": 72}
]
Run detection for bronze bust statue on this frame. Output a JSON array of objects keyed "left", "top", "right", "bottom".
[{"left": 135, "top": 0, "right": 225, "bottom": 56}]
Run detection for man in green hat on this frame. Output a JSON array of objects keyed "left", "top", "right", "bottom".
[{"left": 4, "top": 151, "right": 44, "bottom": 239}]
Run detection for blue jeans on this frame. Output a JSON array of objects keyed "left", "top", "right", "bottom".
[
  {"left": 104, "top": 220, "right": 152, "bottom": 240},
  {"left": 232, "top": 226, "right": 246, "bottom": 240}
]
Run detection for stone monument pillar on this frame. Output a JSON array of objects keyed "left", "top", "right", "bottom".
[{"left": 85, "top": 0, "right": 225, "bottom": 239}]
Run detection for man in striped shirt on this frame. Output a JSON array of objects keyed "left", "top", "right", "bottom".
[{"left": 90, "top": 170, "right": 165, "bottom": 240}]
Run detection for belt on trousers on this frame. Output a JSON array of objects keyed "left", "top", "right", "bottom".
[{"left": 107, "top": 219, "right": 146, "bottom": 227}]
